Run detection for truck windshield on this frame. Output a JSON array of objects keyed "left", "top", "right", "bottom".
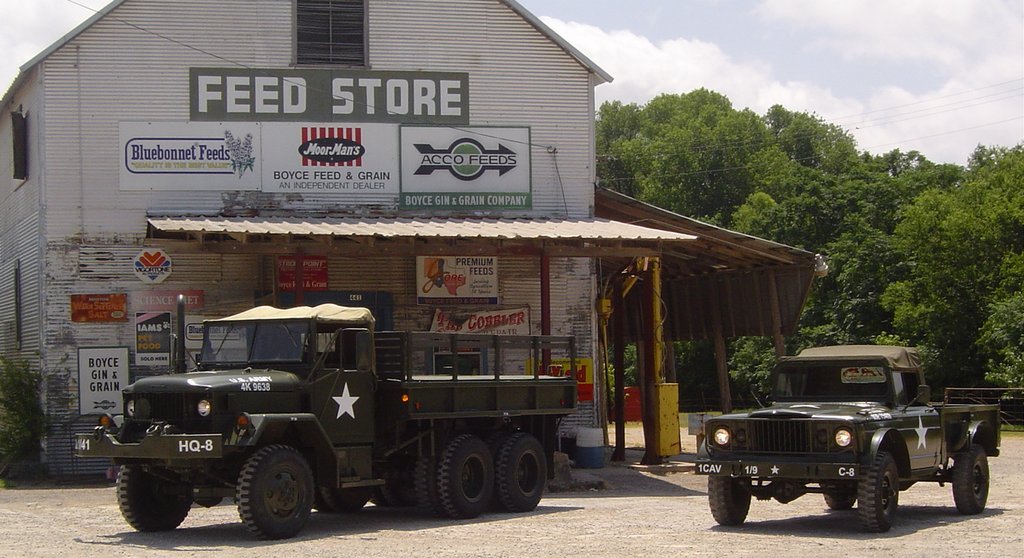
[
  {"left": 201, "top": 321, "right": 308, "bottom": 365},
  {"left": 774, "top": 364, "right": 890, "bottom": 401}
]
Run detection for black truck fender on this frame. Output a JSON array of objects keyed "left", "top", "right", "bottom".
[
  {"left": 967, "top": 420, "right": 999, "bottom": 457},
  {"left": 867, "top": 427, "right": 911, "bottom": 477},
  {"left": 237, "top": 413, "right": 372, "bottom": 487}
]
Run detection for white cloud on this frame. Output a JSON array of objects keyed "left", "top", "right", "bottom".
[
  {"left": 0, "top": 0, "right": 98, "bottom": 92},
  {"left": 543, "top": 14, "right": 1023, "bottom": 164}
]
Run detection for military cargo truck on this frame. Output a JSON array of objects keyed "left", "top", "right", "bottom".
[
  {"left": 695, "top": 345, "right": 1000, "bottom": 532},
  {"left": 75, "top": 304, "right": 577, "bottom": 539}
]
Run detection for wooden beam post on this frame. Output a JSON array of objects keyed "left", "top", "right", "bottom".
[{"left": 710, "top": 281, "right": 733, "bottom": 414}]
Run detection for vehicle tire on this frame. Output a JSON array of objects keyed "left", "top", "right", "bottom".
[
  {"left": 952, "top": 445, "right": 989, "bottom": 514},
  {"left": 117, "top": 465, "right": 192, "bottom": 532},
  {"left": 414, "top": 455, "right": 441, "bottom": 515},
  {"left": 857, "top": 451, "right": 899, "bottom": 532},
  {"left": 823, "top": 485, "right": 857, "bottom": 510},
  {"left": 494, "top": 432, "right": 547, "bottom": 512},
  {"left": 707, "top": 476, "right": 751, "bottom": 526},
  {"left": 319, "top": 486, "right": 373, "bottom": 512},
  {"left": 373, "top": 462, "right": 417, "bottom": 507},
  {"left": 236, "top": 445, "right": 314, "bottom": 540},
  {"left": 436, "top": 434, "right": 495, "bottom": 519}
]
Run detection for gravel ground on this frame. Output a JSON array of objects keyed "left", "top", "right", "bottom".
[{"left": 1, "top": 430, "right": 1020, "bottom": 558}]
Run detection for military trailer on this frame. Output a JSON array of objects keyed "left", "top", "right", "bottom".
[
  {"left": 75, "top": 304, "right": 577, "bottom": 539},
  {"left": 695, "top": 345, "right": 1000, "bottom": 532}
]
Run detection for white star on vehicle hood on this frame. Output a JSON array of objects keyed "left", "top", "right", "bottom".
[{"left": 333, "top": 383, "right": 359, "bottom": 419}]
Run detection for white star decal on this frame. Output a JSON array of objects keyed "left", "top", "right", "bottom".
[
  {"left": 771, "top": 466, "right": 780, "bottom": 475},
  {"left": 333, "top": 383, "right": 359, "bottom": 419},
  {"left": 914, "top": 416, "right": 930, "bottom": 449}
]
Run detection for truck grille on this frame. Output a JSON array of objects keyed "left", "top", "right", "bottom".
[
  {"left": 747, "top": 420, "right": 812, "bottom": 453},
  {"left": 130, "top": 392, "right": 212, "bottom": 432}
]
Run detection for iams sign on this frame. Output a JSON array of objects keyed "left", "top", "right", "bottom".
[{"left": 191, "top": 68, "right": 469, "bottom": 124}]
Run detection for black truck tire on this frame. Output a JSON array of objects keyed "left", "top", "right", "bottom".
[
  {"left": 823, "top": 485, "right": 858, "bottom": 510},
  {"left": 494, "top": 432, "right": 547, "bottom": 512},
  {"left": 707, "top": 476, "right": 751, "bottom": 526},
  {"left": 857, "top": 451, "right": 899, "bottom": 532},
  {"left": 414, "top": 455, "right": 441, "bottom": 515},
  {"left": 117, "top": 465, "right": 192, "bottom": 532},
  {"left": 236, "top": 445, "right": 314, "bottom": 540},
  {"left": 436, "top": 434, "right": 495, "bottom": 519},
  {"left": 952, "top": 445, "right": 989, "bottom": 514}
]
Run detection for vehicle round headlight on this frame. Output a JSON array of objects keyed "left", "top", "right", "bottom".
[
  {"left": 713, "top": 427, "right": 731, "bottom": 446},
  {"left": 835, "top": 428, "right": 853, "bottom": 448},
  {"left": 126, "top": 399, "right": 135, "bottom": 417},
  {"left": 197, "top": 399, "right": 212, "bottom": 417}
]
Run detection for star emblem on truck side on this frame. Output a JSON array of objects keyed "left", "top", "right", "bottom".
[
  {"left": 333, "top": 383, "right": 359, "bottom": 419},
  {"left": 914, "top": 416, "right": 931, "bottom": 449}
]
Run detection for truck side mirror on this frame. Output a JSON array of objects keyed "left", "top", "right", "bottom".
[
  {"left": 916, "top": 384, "right": 931, "bottom": 404},
  {"left": 355, "top": 330, "right": 373, "bottom": 372}
]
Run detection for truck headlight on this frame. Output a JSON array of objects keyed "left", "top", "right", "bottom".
[
  {"left": 126, "top": 399, "right": 135, "bottom": 417},
  {"left": 197, "top": 399, "right": 212, "bottom": 417},
  {"left": 834, "top": 428, "right": 853, "bottom": 448},
  {"left": 713, "top": 427, "right": 731, "bottom": 446}
]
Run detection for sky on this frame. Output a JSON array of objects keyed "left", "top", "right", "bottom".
[{"left": 2, "top": 0, "right": 1022, "bottom": 165}]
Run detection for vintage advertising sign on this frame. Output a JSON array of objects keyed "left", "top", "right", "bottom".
[
  {"left": 131, "top": 289, "right": 204, "bottom": 311},
  {"left": 524, "top": 357, "right": 596, "bottom": 402},
  {"left": 135, "top": 312, "right": 172, "bottom": 367},
  {"left": 430, "top": 307, "right": 530, "bottom": 335},
  {"left": 78, "top": 347, "right": 129, "bottom": 414},
  {"left": 417, "top": 256, "right": 498, "bottom": 305},
  {"left": 133, "top": 249, "right": 173, "bottom": 284},
  {"left": 185, "top": 317, "right": 206, "bottom": 351},
  {"left": 399, "top": 127, "right": 532, "bottom": 210},
  {"left": 190, "top": 68, "right": 469, "bottom": 124},
  {"left": 71, "top": 293, "right": 128, "bottom": 323},
  {"left": 120, "top": 122, "right": 261, "bottom": 190},
  {"left": 277, "top": 255, "right": 329, "bottom": 291},
  {"left": 261, "top": 123, "right": 399, "bottom": 195}
]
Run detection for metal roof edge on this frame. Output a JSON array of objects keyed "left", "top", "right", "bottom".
[
  {"left": 595, "top": 186, "right": 817, "bottom": 259},
  {"left": 1, "top": 0, "right": 128, "bottom": 113},
  {"left": 500, "top": 0, "right": 613, "bottom": 85}
]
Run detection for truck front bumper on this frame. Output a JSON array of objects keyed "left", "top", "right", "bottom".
[
  {"left": 74, "top": 427, "right": 223, "bottom": 460},
  {"left": 694, "top": 459, "right": 860, "bottom": 480}
]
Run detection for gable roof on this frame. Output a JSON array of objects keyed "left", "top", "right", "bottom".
[{"left": 2, "top": 0, "right": 611, "bottom": 111}]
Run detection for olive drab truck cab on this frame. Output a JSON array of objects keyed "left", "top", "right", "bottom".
[
  {"left": 695, "top": 345, "right": 1000, "bottom": 532},
  {"left": 75, "top": 304, "right": 578, "bottom": 540}
]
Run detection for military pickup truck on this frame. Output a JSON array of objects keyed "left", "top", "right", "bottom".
[
  {"left": 695, "top": 345, "right": 1000, "bottom": 532},
  {"left": 75, "top": 304, "right": 577, "bottom": 539}
]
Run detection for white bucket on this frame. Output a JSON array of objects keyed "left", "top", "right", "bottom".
[{"left": 574, "top": 427, "right": 605, "bottom": 468}]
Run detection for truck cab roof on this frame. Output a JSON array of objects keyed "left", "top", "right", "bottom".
[
  {"left": 784, "top": 345, "right": 922, "bottom": 372},
  {"left": 207, "top": 303, "right": 375, "bottom": 328}
]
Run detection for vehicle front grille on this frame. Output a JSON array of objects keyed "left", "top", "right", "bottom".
[
  {"left": 129, "top": 392, "right": 212, "bottom": 432},
  {"left": 747, "top": 420, "right": 812, "bottom": 453}
]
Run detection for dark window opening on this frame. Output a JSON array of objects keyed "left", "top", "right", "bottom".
[
  {"left": 297, "top": 0, "right": 366, "bottom": 65},
  {"left": 12, "top": 111, "right": 27, "bottom": 180},
  {"left": 14, "top": 260, "right": 22, "bottom": 350}
]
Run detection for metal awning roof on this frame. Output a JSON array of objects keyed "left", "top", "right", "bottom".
[{"left": 147, "top": 216, "right": 696, "bottom": 258}]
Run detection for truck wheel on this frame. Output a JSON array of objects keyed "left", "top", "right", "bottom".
[
  {"left": 952, "top": 445, "right": 989, "bottom": 514},
  {"left": 319, "top": 486, "right": 373, "bottom": 512},
  {"left": 436, "top": 434, "right": 495, "bottom": 519},
  {"left": 857, "top": 451, "right": 899, "bottom": 532},
  {"left": 414, "top": 455, "right": 441, "bottom": 515},
  {"left": 707, "top": 476, "right": 751, "bottom": 526},
  {"left": 236, "top": 445, "right": 314, "bottom": 540},
  {"left": 823, "top": 485, "right": 857, "bottom": 510},
  {"left": 117, "top": 465, "right": 192, "bottom": 531},
  {"left": 373, "top": 461, "right": 417, "bottom": 507},
  {"left": 494, "top": 432, "right": 547, "bottom": 512}
]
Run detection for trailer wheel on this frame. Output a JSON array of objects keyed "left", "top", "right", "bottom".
[
  {"left": 436, "top": 434, "right": 495, "bottom": 519},
  {"left": 494, "top": 433, "right": 547, "bottom": 512},
  {"left": 236, "top": 445, "right": 314, "bottom": 540},
  {"left": 117, "top": 465, "right": 192, "bottom": 532},
  {"left": 823, "top": 485, "right": 857, "bottom": 510},
  {"left": 319, "top": 486, "right": 373, "bottom": 512},
  {"left": 857, "top": 451, "right": 899, "bottom": 532},
  {"left": 952, "top": 445, "right": 989, "bottom": 514},
  {"left": 707, "top": 476, "right": 751, "bottom": 526}
]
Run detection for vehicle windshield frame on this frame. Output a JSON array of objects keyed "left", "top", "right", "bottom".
[
  {"left": 200, "top": 319, "right": 310, "bottom": 367},
  {"left": 771, "top": 359, "right": 895, "bottom": 403}
]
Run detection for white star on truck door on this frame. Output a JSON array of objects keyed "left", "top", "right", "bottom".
[
  {"left": 914, "top": 416, "right": 930, "bottom": 449},
  {"left": 333, "top": 383, "right": 359, "bottom": 419}
]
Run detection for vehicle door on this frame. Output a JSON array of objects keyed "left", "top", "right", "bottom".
[
  {"left": 893, "top": 371, "right": 942, "bottom": 470},
  {"left": 309, "top": 328, "right": 376, "bottom": 446}
]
